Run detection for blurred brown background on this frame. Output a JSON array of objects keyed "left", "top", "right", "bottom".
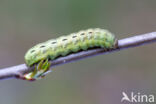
[{"left": 0, "top": 0, "right": 156, "bottom": 104}]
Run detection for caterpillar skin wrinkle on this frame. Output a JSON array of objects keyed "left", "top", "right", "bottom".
[{"left": 24, "top": 28, "right": 117, "bottom": 80}]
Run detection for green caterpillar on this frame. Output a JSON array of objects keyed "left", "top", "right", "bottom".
[{"left": 24, "top": 28, "right": 117, "bottom": 80}]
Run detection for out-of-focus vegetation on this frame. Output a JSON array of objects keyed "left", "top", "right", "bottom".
[{"left": 0, "top": 0, "right": 156, "bottom": 104}]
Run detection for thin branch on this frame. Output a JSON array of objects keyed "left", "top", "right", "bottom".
[{"left": 0, "top": 32, "right": 156, "bottom": 80}]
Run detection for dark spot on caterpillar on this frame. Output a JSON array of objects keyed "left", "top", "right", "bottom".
[
  {"left": 89, "top": 32, "right": 92, "bottom": 34},
  {"left": 62, "top": 39, "right": 67, "bottom": 41},
  {"left": 40, "top": 46, "right": 46, "bottom": 48},
  {"left": 30, "top": 50, "right": 35, "bottom": 53},
  {"left": 80, "top": 33, "right": 85, "bottom": 35},
  {"left": 51, "top": 42, "right": 57, "bottom": 44},
  {"left": 72, "top": 36, "right": 77, "bottom": 38}
]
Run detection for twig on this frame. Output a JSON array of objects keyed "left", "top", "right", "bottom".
[{"left": 0, "top": 32, "right": 156, "bottom": 80}]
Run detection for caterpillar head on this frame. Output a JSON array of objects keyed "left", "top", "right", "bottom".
[{"left": 25, "top": 44, "right": 49, "bottom": 66}]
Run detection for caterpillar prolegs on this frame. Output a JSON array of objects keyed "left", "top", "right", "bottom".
[{"left": 24, "top": 28, "right": 117, "bottom": 80}]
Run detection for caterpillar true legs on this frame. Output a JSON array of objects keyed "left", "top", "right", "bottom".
[{"left": 24, "top": 59, "right": 51, "bottom": 80}]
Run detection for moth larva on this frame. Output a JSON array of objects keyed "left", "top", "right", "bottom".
[{"left": 24, "top": 28, "right": 117, "bottom": 80}]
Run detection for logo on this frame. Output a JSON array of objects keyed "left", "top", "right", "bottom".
[{"left": 121, "top": 92, "right": 154, "bottom": 103}]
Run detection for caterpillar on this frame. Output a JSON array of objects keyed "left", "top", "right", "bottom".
[{"left": 24, "top": 28, "right": 117, "bottom": 80}]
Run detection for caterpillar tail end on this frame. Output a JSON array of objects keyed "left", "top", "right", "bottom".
[{"left": 23, "top": 59, "right": 51, "bottom": 81}]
